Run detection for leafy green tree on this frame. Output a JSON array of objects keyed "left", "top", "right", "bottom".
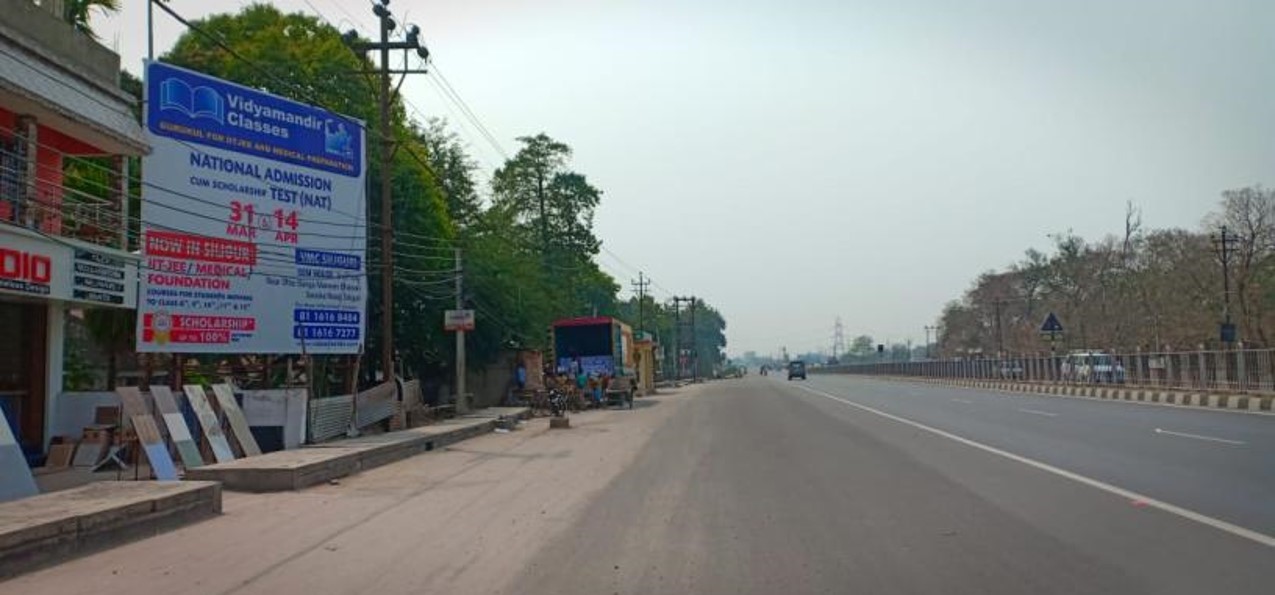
[
  {"left": 849, "top": 335, "right": 875, "bottom": 357},
  {"left": 83, "top": 308, "right": 135, "bottom": 388},
  {"left": 491, "top": 134, "right": 602, "bottom": 258},
  {"left": 417, "top": 118, "right": 481, "bottom": 230},
  {"left": 62, "top": 0, "right": 119, "bottom": 40},
  {"left": 487, "top": 133, "right": 615, "bottom": 325}
]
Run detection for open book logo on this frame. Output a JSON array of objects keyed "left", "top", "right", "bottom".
[
  {"left": 324, "top": 119, "right": 353, "bottom": 158},
  {"left": 159, "top": 78, "right": 225, "bottom": 124}
]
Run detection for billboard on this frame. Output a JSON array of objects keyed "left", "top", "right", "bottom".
[{"left": 137, "top": 61, "right": 366, "bottom": 353}]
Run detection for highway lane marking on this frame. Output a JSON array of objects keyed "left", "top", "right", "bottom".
[
  {"left": 791, "top": 383, "right": 1275, "bottom": 549},
  {"left": 1018, "top": 408, "right": 1058, "bottom": 417},
  {"left": 951, "top": 398, "right": 974, "bottom": 404},
  {"left": 1154, "top": 428, "right": 1246, "bottom": 446}
]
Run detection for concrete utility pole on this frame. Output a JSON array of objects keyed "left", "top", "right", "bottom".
[
  {"left": 924, "top": 325, "right": 938, "bottom": 359},
  {"left": 671, "top": 296, "right": 697, "bottom": 381},
  {"left": 538, "top": 171, "right": 548, "bottom": 262},
  {"left": 344, "top": 0, "right": 430, "bottom": 384},
  {"left": 690, "top": 298, "right": 699, "bottom": 382},
  {"left": 832, "top": 317, "right": 845, "bottom": 362},
  {"left": 631, "top": 273, "right": 650, "bottom": 334},
  {"left": 455, "top": 247, "right": 466, "bottom": 411},
  {"left": 1212, "top": 226, "right": 1240, "bottom": 345},
  {"left": 993, "top": 300, "right": 1005, "bottom": 358},
  {"left": 670, "top": 298, "right": 682, "bottom": 381}
]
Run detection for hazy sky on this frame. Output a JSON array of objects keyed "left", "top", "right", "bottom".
[{"left": 96, "top": 0, "right": 1273, "bottom": 356}]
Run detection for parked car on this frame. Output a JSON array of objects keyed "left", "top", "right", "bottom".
[
  {"left": 788, "top": 360, "right": 807, "bottom": 380},
  {"left": 1061, "top": 351, "right": 1125, "bottom": 383}
]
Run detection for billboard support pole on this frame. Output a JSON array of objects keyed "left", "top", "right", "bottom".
[{"left": 455, "top": 247, "right": 467, "bottom": 412}]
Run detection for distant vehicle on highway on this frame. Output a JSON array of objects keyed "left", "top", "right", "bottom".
[
  {"left": 1061, "top": 351, "right": 1125, "bottom": 383},
  {"left": 788, "top": 360, "right": 807, "bottom": 380},
  {"left": 998, "top": 361, "right": 1024, "bottom": 379}
]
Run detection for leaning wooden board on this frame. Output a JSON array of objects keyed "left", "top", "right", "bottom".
[
  {"left": 72, "top": 439, "right": 107, "bottom": 467},
  {"left": 183, "top": 385, "right": 236, "bottom": 464},
  {"left": 211, "top": 384, "right": 262, "bottom": 457},
  {"left": 0, "top": 406, "right": 38, "bottom": 501},
  {"left": 150, "top": 386, "right": 204, "bottom": 469},
  {"left": 115, "top": 387, "right": 178, "bottom": 480}
]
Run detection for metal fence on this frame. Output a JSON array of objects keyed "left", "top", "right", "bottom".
[
  {"left": 815, "top": 349, "right": 1275, "bottom": 394},
  {"left": 307, "top": 381, "right": 400, "bottom": 443}
]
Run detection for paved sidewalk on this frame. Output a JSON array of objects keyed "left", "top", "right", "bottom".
[{"left": 0, "top": 390, "right": 695, "bottom": 595}]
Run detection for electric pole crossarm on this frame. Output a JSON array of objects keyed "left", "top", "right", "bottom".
[
  {"left": 632, "top": 273, "right": 650, "bottom": 335},
  {"left": 340, "top": 1, "right": 431, "bottom": 384}
]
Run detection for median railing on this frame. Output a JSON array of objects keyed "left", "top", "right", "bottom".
[{"left": 814, "top": 349, "right": 1275, "bottom": 395}]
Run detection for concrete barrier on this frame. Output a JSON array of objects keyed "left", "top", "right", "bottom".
[
  {"left": 0, "top": 481, "right": 220, "bottom": 579},
  {"left": 186, "top": 408, "right": 529, "bottom": 492}
]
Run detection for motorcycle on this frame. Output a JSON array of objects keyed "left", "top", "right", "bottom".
[{"left": 548, "top": 387, "right": 569, "bottom": 418}]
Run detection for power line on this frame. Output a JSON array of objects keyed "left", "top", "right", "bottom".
[
  {"left": 151, "top": 1, "right": 361, "bottom": 126},
  {"left": 425, "top": 66, "right": 509, "bottom": 161}
]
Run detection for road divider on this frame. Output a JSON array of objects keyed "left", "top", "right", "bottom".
[{"left": 829, "top": 375, "right": 1273, "bottom": 415}]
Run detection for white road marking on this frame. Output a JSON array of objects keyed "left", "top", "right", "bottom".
[
  {"left": 1154, "top": 428, "right": 1246, "bottom": 446},
  {"left": 791, "top": 383, "right": 1275, "bottom": 549},
  {"left": 1018, "top": 408, "right": 1058, "bottom": 417},
  {"left": 951, "top": 398, "right": 974, "bottom": 404}
]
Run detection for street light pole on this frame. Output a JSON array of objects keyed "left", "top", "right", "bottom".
[{"left": 1211, "top": 226, "right": 1239, "bottom": 346}]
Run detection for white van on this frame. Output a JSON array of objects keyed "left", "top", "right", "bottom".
[{"left": 1061, "top": 351, "right": 1125, "bottom": 383}]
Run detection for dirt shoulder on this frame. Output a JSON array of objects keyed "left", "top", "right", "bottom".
[{"left": 1, "top": 386, "right": 700, "bottom": 595}]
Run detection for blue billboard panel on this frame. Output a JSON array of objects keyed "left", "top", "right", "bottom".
[{"left": 146, "top": 61, "right": 363, "bottom": 178}]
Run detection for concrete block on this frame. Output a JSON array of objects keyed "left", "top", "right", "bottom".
[
  {"left": 0, "top": 518, "right": 76, "bottom": 551},
  {"left": 1208, "top": 394, "right": 1223, "bottom": 408},
  {"left": 1249, "top": 397, "right": 1265, "bottom": 412},
  {"left": 77, "top": 501, "right": 156, "bottom": 534}
]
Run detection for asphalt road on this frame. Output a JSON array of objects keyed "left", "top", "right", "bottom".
[
  {"left": 804, "top": 374, "right": 1275, "bottom": 535},
  {"left": 518, "top": 376, "right": 1273, "bottom": 595}
]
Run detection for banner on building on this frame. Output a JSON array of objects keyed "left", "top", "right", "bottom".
[
  {"left": 137, "top": 61, "right": 366, "bottom": 353},
  {"left": 443, "top": 309, "right": 475, "bottom": 332},
  {"left": 0, "top": 227, "right": 136, "bottom": 308}
]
